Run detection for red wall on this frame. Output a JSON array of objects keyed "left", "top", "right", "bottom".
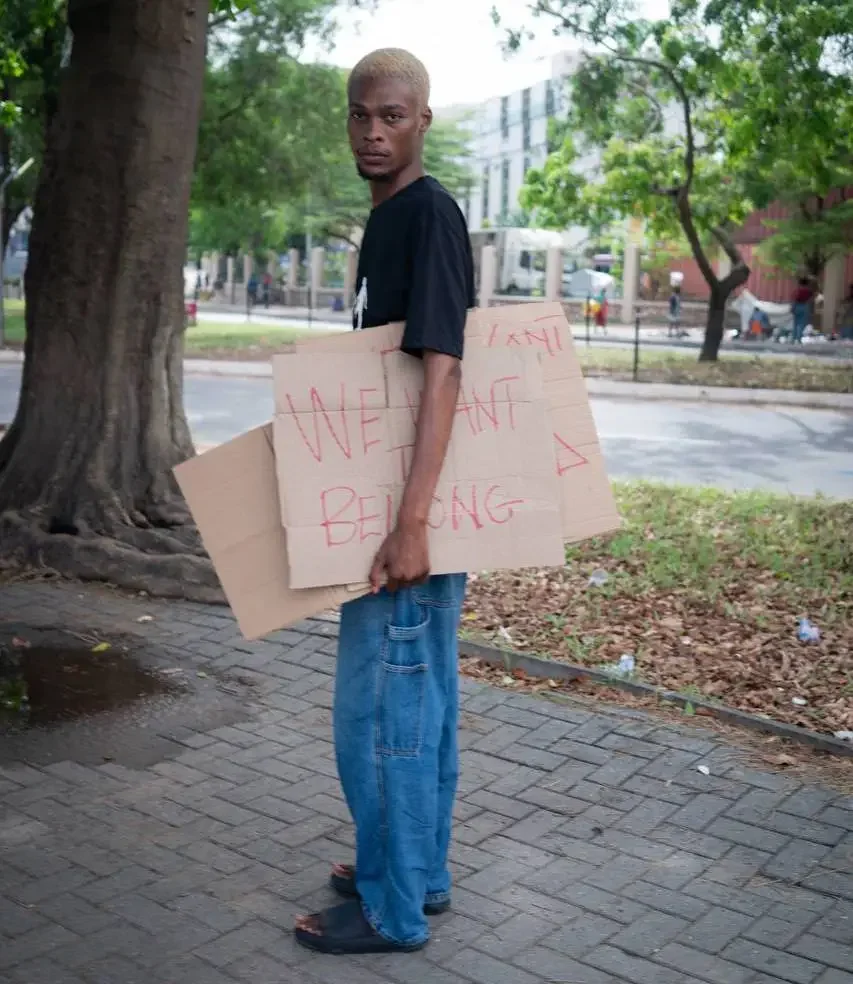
[{"left": 665, "top": 188, "right": 853, "bottom": 302}]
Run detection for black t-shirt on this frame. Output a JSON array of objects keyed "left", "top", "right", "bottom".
[{"left": 352, "top": 175, "right": 475, "bottom": 359}]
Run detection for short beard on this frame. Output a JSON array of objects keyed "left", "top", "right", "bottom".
[{"left": 356, "top": 165, "right": 393, "bottom": 183}]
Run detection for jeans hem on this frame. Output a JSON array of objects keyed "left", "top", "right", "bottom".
[{"left": 360, "top": 899, "right": 430, "bottom": 947}]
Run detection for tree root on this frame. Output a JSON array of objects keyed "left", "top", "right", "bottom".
[
  {"left": 0, "top": 511, "right": 225, "bottom": 603},
  {"left": 111, "top": 524, "right": 207, "bottom": 557}
]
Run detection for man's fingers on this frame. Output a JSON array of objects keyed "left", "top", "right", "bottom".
[{"left": 369, "top": 549, "right": 386, "bottom": 594}]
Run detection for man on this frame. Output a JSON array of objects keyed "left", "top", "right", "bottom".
[{"left": 294, "top": 49, "right": 474, "bottom": 955}]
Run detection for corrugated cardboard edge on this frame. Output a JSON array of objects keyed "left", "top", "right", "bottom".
[{"left": 174, "top": 424, "right": 369, "bottom": 640}]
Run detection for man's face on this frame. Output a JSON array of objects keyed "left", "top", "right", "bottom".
[{"left": 347, "top": 77, "right": 431, "bottom": 183}]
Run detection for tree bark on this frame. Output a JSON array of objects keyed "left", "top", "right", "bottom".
[
  {"left": 700, "top": 288, "right": 729, "bottom": 362},
  {"left": 0, "top": 0, "right": 222, "bottom": 602},
  {"left": 699, "top": 263, "right": 750, "bottom": 361}
]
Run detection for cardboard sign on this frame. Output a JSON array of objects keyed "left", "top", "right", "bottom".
[
  {"left": 296, "top": 302, "right": 619, "bottom": 544},
  {"left": 174, "top": 425, "right": 368, "bottom": 640},
  {"left": 272, "top": 347, "right": 565, "bottom": 589},
  {"left": 175, "top": 301, "right": 619, "bottom": 640}
]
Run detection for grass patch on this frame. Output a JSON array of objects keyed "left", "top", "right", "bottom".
[
  {"left": 0, "top": 304, "right": 336, "bottom": 356},
  {"left": 464, "top": 481, "right": 853, "bottom": 736},
  {"left": 578, "top": 346, "right": 853, "bottom": 393},
  {"left": 182, "top": 319, "right": 340, "bottom": 356},
  {"left": 2, "top": 299, "right": 25, "bottom": 343}
]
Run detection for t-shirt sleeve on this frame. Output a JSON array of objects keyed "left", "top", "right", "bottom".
[{"left": 401, "top": 201, "right": 471, "bottom": 360}]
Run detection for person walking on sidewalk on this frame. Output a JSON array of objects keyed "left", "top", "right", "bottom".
[
  {"left": 294, "top": 48, "right": 474, "bottom": 956},
  {"left": 791, "top": 277, "right": 814, "bottom": 344}
]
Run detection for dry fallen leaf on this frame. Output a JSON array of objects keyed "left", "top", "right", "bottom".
[
  {"left": 11, "top": 636, "right": 31, "bottom": 649},
  {"left": 91, "top": 642, "right": 111, "bottom": 653},
  {"left": 767, "top": 753, "right": 797, "bottom": 767}
]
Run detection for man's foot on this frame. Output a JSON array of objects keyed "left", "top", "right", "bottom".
[
  {"left": 330, "top": 863, "right": 451, "bottom": 915},
  {"left": 294, "top": 900, "right": 427, "bottom": 954}
]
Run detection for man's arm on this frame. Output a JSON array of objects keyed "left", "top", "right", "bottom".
[
  {"left": 368, "top": 196, "right": 472, "bottom": 592},
  {"left": 369, "top": 352, "right": 460, "bottom": 592}
]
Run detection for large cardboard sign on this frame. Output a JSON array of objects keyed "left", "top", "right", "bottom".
[
  {"left": 174, "top": 425, "right": 368, "bottom": 640},
  {"left": 175, "top": 302, "right": 620, "bottom": 640},
  {"left": 272, "top": 347, "right": 565, "bottom": 589},
  {"left": 295, "top": 302, "right": 619, "bottom": 543}
]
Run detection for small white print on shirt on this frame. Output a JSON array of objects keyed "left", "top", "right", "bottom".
[{"left": 354, "top": 277, "right": 368, "bottom": 330}]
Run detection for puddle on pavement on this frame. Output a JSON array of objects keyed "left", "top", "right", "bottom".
[{"left": 0, "top": 644, "right": 179, "bottom": 728}]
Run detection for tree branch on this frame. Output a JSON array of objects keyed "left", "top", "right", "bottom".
[
  {"left": 623, "top": 77, "right": 664, "bottom": 135},
  {"left": 676, "top": 191, "right": 718, "bottom": 288},
  {"left": 710, "top": 224, "right": 746, "bottom": 270},
  {"left": 535, "top": 2, "right": 697, "bottom": 190}
]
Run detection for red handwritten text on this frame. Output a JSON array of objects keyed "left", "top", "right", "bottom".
[{"left": 318, "top": 482, "right": 525, "bottom": 547}]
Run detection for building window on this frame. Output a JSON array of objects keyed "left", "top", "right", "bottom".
[
  {"left": 522, "top": 87, "right": 531, "bottom": 151},
  {"left": 500, "top": 96, "right": 509, "bottom": 140},
  {"left": 501, "top": 159, "right": 510, "bottom": 216},
  {"left": 482, "top": 165, "right": 490, "bottom": 224},
  {"left": 545, "top": 80, "right": 555, "bottom": 118},
  {"left": 524, "top": 155, "right": 532, "bottom": 177}
]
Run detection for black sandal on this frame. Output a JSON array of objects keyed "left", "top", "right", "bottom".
[
  {"left": 294, "top": 899, "right": 427, "bottom": 954},
  {"left": 330, "top": 866, "right": 450, "bottom": 916}
]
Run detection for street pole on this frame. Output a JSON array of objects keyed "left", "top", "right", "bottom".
[
  {"left": 633, "top": 310, "right": 641, "bottom": 383},
  {"left": 585, "top": 293, "right": 591, "bottom": 347},
  {"left": 0, "top": 157, "right": 35, "bottom": 349}
]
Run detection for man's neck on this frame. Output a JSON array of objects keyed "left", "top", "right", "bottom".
[{"left": 370, "top": 162, "right": 425, "bottom": 207}]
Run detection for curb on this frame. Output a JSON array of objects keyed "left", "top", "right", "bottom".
[
  {"left": 459, "top": 639, "right": 853, "bottom": 758},
  {"left": 584, "top": 377, "right": 853, "bottom": 411}
]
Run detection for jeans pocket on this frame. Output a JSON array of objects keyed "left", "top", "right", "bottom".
[{"left": 378, "top": 609, "right": 431, "bottom": 757}]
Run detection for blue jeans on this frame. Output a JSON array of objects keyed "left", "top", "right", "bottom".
[
  {"left": 792, "top": 302, "right": 810, "bottom": 342},
  {"left": 334, "top": 573, "right": 467, "bottom": 946}
]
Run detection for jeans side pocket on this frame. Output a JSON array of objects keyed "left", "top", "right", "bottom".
[{"left": 378, "top": 609, "right": 430, "bottom": 757}]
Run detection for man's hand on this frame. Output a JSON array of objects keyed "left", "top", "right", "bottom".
[{"left": 369, "top": 520, "right": 429, "bottom": 594}]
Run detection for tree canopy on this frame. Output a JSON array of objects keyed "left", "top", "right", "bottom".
[
  {"left": 191, "top": 55, "right": 476, "bottom": 254},
  {"left": 0, "top": 0, "right": 65, "bottom": 253},
  {"left": 505, "top": 0, "right": 853, "bottom": 358}
]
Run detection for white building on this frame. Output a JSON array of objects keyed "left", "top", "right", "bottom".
[{"left": 460, "top": 51, "right": 583, "bottom": 233}]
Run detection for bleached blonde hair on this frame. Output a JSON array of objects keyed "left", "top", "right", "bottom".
[{"left": 348, "top": 48, "right": 431, "bottom": 107}]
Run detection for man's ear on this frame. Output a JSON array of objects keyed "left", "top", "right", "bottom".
[{"left": 420, "top": 106, "right": 433, "bottom": 135}]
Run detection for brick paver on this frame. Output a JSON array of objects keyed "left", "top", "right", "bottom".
[{"left": 1, "top": 581, "right": 851, "bottom": 984}]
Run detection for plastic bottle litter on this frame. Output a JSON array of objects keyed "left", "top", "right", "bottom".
[
  {"left": 791, "top": 697, "right": 808, "bottom": 707},
  {"left": 588, "top": 569, "right": 609, "bottom": 588},
  {"left": 602, "top": 654, "right": 635, "bottom": 678},
  {"left": 797, "top": 618, "right": 820, "bottom": 643}
]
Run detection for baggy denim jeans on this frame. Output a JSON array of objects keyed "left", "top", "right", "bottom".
[{"left": 334, "top": 573, "right": 467, "bottom": 946}]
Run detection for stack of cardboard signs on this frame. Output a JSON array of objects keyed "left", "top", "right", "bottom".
[{"left": 174, "top": 301, "right": 620, "bottom": 640}]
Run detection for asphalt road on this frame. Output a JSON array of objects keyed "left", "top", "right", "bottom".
[{"left": 2, "top": 364, "right": 851, "bottom": 498}]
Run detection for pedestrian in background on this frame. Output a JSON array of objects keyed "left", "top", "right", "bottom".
[
  {"left": 791, "top": 277, "right": 814, "bottom": 344},
  {"left": 595, "top": 286, "right": 608, "bottom": 333},
  {"left": 668, "top": 284, "right": 682, "bottom": 337},
  {"left": 840, "top": 283, "right": 853, "bottom": 341}
]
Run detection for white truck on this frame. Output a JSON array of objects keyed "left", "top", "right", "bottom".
[{"left": 469, "top": 227, "right": 614, "bottom": 298}]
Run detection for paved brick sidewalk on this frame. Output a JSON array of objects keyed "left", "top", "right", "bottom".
[{"left": 1, "top": 582, "right": 851, "bottom": 984}]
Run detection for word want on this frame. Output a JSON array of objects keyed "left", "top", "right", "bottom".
[{"left": 283, "top": 374, "right": 523, "bottom": 465}]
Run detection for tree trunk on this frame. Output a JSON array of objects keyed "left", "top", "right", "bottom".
[
  {"left": 0, "top": 0, "right": 222, "bottom": 602},
  {"left": 699, "top": 262, "right": 750, "bottom": 361},
  {"left": 700, "top": 288, "right": 728, "bottom": 362}
]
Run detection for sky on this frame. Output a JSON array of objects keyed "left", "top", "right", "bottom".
[{"left": 309, "top": 0, "right": 672, "bottom": 108}]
